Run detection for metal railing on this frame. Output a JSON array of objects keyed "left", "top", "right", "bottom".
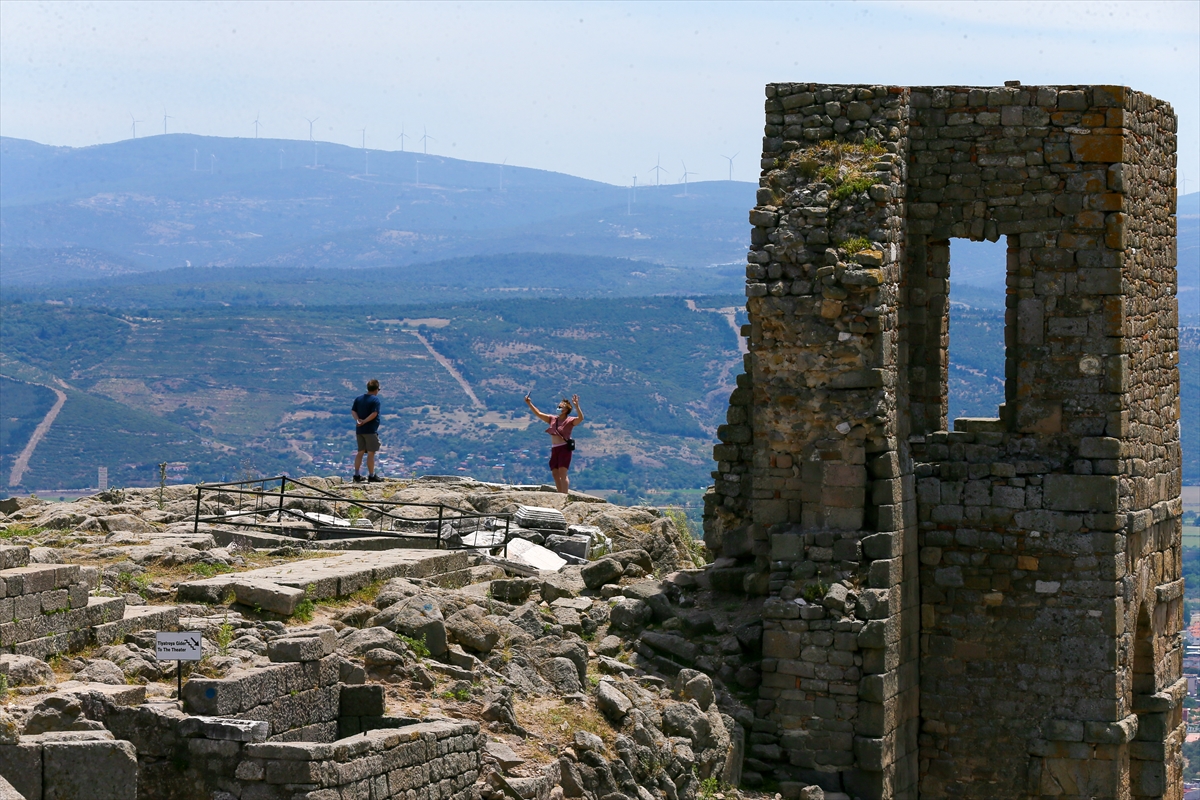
[{"left": 191, "top": 475, "right": 513, "bottom": 554}]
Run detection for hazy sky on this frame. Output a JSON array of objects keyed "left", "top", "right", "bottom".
[{"left": 2, "top": 0, "right": 1197, "bottom": 188}]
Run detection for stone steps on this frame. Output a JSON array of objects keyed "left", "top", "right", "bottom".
[{"left": 93, "top": 604, "right": 181, "bottom": 646}]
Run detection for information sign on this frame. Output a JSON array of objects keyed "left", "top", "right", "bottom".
[
  {"left": 157, "top": 631, "right": 203, "bottom": 699},
  {"left": 156, "top": 631, "right": 203, "bottom": 661}
]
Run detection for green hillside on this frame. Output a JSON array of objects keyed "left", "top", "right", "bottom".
[
  {"left": 1, "top": 294, "right": 1194, "bottom": 493},
  {"left": 0, "top": 377, "right": 56, "bottom": 480},
  {"left": 0, "top": 296, "right": 746, "bottom": 493},
  {"left": 18, "top": 387, "right": 262, "bottom": 489}
]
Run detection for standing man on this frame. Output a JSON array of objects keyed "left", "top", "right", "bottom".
[{"left": 351, "top": 379, "right": 382, "bottom": 483}]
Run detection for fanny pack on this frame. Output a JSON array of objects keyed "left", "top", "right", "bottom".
[{"left": 565, "top": 438, "right": 576, "bottom": 452}]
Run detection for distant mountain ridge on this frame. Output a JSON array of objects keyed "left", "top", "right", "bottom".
[{"left": 0, "top": 134, "right": 754, "bottom": 284}]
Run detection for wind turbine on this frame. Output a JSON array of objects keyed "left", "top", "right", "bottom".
[
  {"left": 209, "top": 154, "right": 217, "bottom": 174},
  {"left": 648, "top": 155, "right": 668, "bottom": 187},
  {"left": 632, "top": 175, "right": 637, "bottom": 203},
  {"left": 162, "top": 110, "right": 173, "bottom": 135},
  {"left": 721, "top": 152, "right": 738, "bottom": 181},
  {"left": 679, "top": 161, "right": 698, "bottom": 195},
  {"left": 499, "top": 158, "right": 507, "bottom": 191},
  {"left": 129, "top": 113, "right": 143, "bottom": 139},
  {"left": 304, "top": 116, "right": 319, "bottom": 141},
  {"left": 415, "top": 158, "right": 422, "bottom": 186},
  {"left": 420, "top": 127, "right": 434, "bottom": 155},
  {"left": 398, "top": 125, "right": 408, "bottom": 152},
  {"left": 252, "top": 114, "right": 263, "bottom": 139},
  {"left": 360, "top": 128, "right": 370, "bottom": 176}
]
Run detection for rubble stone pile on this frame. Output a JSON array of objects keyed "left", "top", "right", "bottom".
[{"left": 0, "top": 477, "right": 818, "bottom": 800}]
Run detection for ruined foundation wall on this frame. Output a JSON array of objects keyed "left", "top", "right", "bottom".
[{"left": 705, "top": 82, "right": 1180, "bottom": 800}]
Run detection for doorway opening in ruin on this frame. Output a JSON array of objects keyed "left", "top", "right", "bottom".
[
  {"left": 1133, "top": 604, "right": 1155, "bottom": 698},
  {"left": 947, "top": 238, "right": 1007, "bottom": 422}
]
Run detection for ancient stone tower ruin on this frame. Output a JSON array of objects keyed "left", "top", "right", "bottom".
[{"left": 703, "top": 83, "right": 1181, "bottom": 799}]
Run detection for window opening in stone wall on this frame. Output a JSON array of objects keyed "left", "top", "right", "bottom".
[{"left": 948, "top": 238, "right": 1007, "bottom": 422}]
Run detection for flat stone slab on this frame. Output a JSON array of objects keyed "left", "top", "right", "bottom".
[
  {"left": 233, "top": 580, "right": 306, "bottom": 616},
  {"left": 176, "top": 549, "right": 472, "bottom": 604},
  {"left": 47, "top": 682, "right": 147, "bottom": 706},
  {"left": 505, "top": 540, "right": 566, "bottom": 573},
  {"left": 179, "top": 715, "right": 269, "bottom": 742},
  {"left": 551, "top": 597, "right": 593, "bottom": 611}
]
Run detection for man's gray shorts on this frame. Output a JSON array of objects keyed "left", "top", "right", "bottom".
[{"left": 356, "top": 433, "right": 380, "bottom": 453}]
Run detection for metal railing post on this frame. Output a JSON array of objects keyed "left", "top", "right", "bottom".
[
  {"left": 277, "top": 476, "right": 286, "bottom": 523},
  {"left": 437, "top": 505, "right": 444, "bottom": 549},
  {"left": 504, "top": 515, "right": 510, "bottom": 559},
  {"left": 193, "top": 484, "right": 203, "bottom": 534}
]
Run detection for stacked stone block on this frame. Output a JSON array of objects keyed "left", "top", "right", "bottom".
[
  {"left": 233, "top": 720, "right": 482, "bottom": 800},
  {"left": 0, "top": 545, "right": 165, "bottom": 659},
  {"left": 0, "top": 730, "right": 139, "bottom": 800},
  {"left": 705, "top": 82, "right": 1180, "bottom": 800},
  {"left": 0, "top": 545, "right": 177, "bottom": 659},
  {"left": 183, "top": 630, "right": 347, "bottom": 743}
]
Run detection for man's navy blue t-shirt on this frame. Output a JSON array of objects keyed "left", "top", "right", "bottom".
[{"left": 352, "top": 394, "right": 381, "bottom": 435}]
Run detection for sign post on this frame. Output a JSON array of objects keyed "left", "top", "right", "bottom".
[{"left": 156, "top": 631, "right": 203, "bottom": 699}]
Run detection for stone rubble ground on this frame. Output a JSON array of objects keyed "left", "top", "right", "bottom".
[{"left": 0, "top": 476, "right": 837, "bottom": 800}]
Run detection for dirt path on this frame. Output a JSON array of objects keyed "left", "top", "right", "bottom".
[
  {"left": 685, "top": 299, "right": 747, "bottom": 355},
  {"left": 408, "top": 331, "right": 486, "bottom": 410},
  {"left": 8, "top": 385, "right": 67, "bottom": 487}
]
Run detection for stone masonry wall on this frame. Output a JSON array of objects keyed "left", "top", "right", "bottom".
[
  {"left": 0, "top": 545, "right": 178, "bottom": 659},
  {"left": 234, "top": 719, "right": 481, "bottom": 800},
  {"left": 704, "top": 82, "right": 1180, "bottom": 800}
]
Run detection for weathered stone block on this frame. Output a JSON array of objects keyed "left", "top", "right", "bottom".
[
  {"left": 1043, "top": 474, "right": 1118, "bottom": 513},
  {"left": 43, "top": 738, "right": 138, "bottom": 800},
  {"left": 267, "top": 632, "right": 334, "bottom": 663},
  {"left": 340, "top": 684, "right": 386, "bottom": 718},
  {"left": 0, "top": 741, "right": 40, "bottom": 800},
  {"left": 232, "top": 580, "right": 306, "bottom": 616}
]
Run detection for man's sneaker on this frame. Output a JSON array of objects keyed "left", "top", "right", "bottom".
[
  {"left": 352, "top": 474, "right": 365, "bottom": 483},
  {"left": 367, "top": 475, "right": 384, "bottom": 483}
]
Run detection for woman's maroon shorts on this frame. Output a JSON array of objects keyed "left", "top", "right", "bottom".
[{"left": 549, "top": 444, "right": 573, "bottom": 470}]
